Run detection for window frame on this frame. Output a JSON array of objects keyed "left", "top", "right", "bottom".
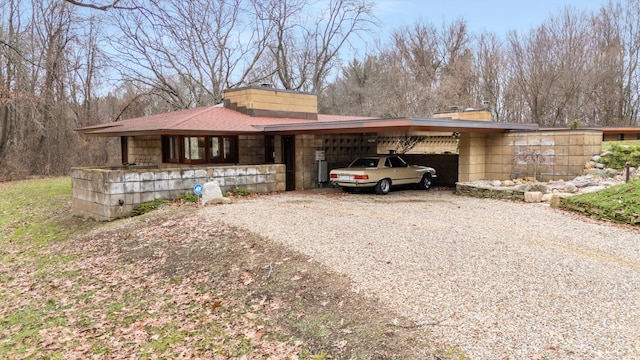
[{"left": 161, "top": 135, "right": 239, "bottom": 164}]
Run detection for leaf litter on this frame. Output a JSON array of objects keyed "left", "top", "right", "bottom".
[{"left": 1, "top": 201, "right": 443, "bottom": 359}]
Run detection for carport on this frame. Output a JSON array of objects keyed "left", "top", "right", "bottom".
[{"left": 258, "top": 117, "right": 541, "bottom": 188}]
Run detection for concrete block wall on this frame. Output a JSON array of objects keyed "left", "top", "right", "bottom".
[
  {"left": 458, "top": 133, "right": 487, "bottom": 182},
  {"left": 71, "top": 164, "right": 285, "bottom": 221},
  {"left": 294, "top": 134, "right": 323, "bottom": 190},
  {"left": 377, "top": 132, "right": 458, "bottom": 154},
  {"left": 483, "top": 130, "right": 602, "bottom": 181},
  {"left": 239, "top": 135, "right": 265, "bottom": 164},
  {"left": 128, "top": 136, "right": 162, "bottom": 165},
  {"left": 322, "top": 133, "right": 377, "bottom": 168},
  {"left": 288, "top": 133, "right": 377, "bottom": 190},
  {"left": 224, "top": 87, "right": 318, "bottom": 114}
]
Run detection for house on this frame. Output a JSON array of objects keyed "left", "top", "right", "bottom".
[{"left": 74, "top": 86, "right": 603, "bottom": 220}]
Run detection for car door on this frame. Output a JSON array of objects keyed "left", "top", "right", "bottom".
[{"left": 388, "top": 156, "right": 420, "bottom": 184}]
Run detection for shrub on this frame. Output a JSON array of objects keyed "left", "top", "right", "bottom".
[
  {"left": 130, "top": 199, "right": 167, "bottom": 216},
  {"left": 175, "top": 193, "right": 200, "bottom": 203},
  {"left": 232, "top": 187, "right": 251, "bottom": 196},
  {"left": 600, "top": 142, "right": 640, "bottom": 169}
]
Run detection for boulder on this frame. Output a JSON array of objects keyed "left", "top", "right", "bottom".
[
  {"left": 595, "top": 163, "right": 605, "bottom": 169},
  {"left": 542, "top": 193, "right": 554, "bottom": 202},
  {"left": 584, "top": 161, "right": 595, "bottom": 169},
  {"left": 501, "top": 180, "right": 516, "bottom": 187},
  {"left": 571, "top": 176, "right": 598, "bottom": 188},
  {"left": 524, "top": 191, "right": 543, "bottom": 203},
  {"left": 591, "top": 155, "right": 601, "bottom": 162},
  {"left": 202, "top": 181, "right": 229, "bottom": 205},
  {"left": 561, "top": 183, "right": 578, "bottom": 193},
  {"left": 550, "top": 193, "right": 572, "bottom": 208}
]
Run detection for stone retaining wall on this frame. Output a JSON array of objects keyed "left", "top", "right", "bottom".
[
  {"left": 71, "top": 164, "right": 285, "bottom": 221},
  {"left": 455, "top": 183, "right": 525, "bottom": 201}
]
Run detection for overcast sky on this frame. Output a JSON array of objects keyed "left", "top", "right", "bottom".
[{"left": 373, "top": 0, "right": 610, "bottom": 36}]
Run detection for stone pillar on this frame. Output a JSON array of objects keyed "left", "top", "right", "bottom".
[{"left": 458, "top": 132, "right": 487, "bottom": 182}]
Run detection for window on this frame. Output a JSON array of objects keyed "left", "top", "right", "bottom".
[
  {"left": 162, "top": 136, "right": 180, "bottom": 163},
  {"left": 386, "top": 156, "right": 407, "bottom": 168},
  {"left": 162, "top": 135, "right": 238, "bottom": 164},
  {"left": 184, "top": 136, "right": 205, "bottom": 162},
  {"left": 209, "top": 137, "right": 220, "bottom": 160}
]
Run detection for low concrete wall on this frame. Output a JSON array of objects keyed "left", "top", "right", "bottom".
[
  {"left": 71, "top": 164, "right": 286, "bottom": 221},
  {"left": 456, "top": 183, "right": 526, "bottom": 201}
]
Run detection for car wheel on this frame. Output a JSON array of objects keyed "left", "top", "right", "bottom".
[
  {"left": 375, "top": 178, "right": 391, "bottom": 195},
  {"left": 341, "top": 186, "right": 354, "bottom": 193},
  {"left": 419, "top": 174, "right": 432, "bottom": 190}
]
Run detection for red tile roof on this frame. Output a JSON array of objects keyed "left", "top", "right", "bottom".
[{"left": 78, "top": 105, "right": 376, "bottom": 136}]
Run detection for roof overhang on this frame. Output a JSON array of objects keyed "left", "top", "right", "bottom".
[
  {"left": 77, "top": 128, "right": 260, "bottom": 137},
  {"left": 77, "top": 115, "right": 539, "bottom": 137},
  {"left": 256, "top": 117, "right": 539, "bottom": 135}
]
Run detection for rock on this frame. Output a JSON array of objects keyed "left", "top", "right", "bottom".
[
  {"left": 580, "top": 186, "right": 606, "bottom": 193},
  {"left": 595, "top": 163, "right": 605, "bottom": 169},
  {"left": 202, "top": 181, "right": 225, "bottom": 205},
  {"left": 547, "top": 181, "right": 566, "bottom": 192},
  {"left": 572, "top": 176, "right": 598, "bottom": 188},
  {"left": 584, "top": 168, "right": 604, "bottom": 176},
  {"left": 561, "top": 183, "right": 578, "bottom": 193},
  {"left": 542, "top": 193, "right": 554, "bottom": 202},
  {"left": 605, "top": 168, "right": 619, "bottom": 176},
  {"left": 592, "top": 155, "right": 601, "bottom": 162},
  {"left": 584, "top": 161, "right": 595, "bottom": 169},
  {"left": 491, "top": 180, "right": 502, "bottom": 187},
  {"left": 524, "top": 191, "right": 543, "bottom": 203},
  {"left": 501, "top": 180, "right": 516, "bottom": 187},
  {"left": 550, "top": 193, "right": 572, "bottom": 208},
  {"left": 601, "top": 151, "right": 613, "bottom": 157}
]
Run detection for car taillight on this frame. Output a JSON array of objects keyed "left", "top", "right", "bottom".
[
  {"left": 330, "top": 173, "right": 337, "bottom": 179},
  {"left": 353, "top": 175, "right": 369, "bottom": 180}
]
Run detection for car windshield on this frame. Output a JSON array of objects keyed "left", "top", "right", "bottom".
[{"left": 348, "top": 158, "right": 379, "bottom": 168}]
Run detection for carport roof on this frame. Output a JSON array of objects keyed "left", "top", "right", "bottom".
[
  {"left": 257, "top": 117, "right": 539, "bottom": 134},
  {"left": 77, "top": 104, "right": 539, "bottom": 137}
]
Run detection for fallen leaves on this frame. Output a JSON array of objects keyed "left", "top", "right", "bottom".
[{"left": 0, "top": 214, "right": 305, "bottom": 359}]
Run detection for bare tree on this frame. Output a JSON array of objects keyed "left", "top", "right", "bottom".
[
  {"left": 393, "top": 135, "right": 426, "bottom": 154},
  {"left": 108, "top": 0, "right": 273, "bottom": 110},
  {"left": 590, "top": 0, "right": 640, "bottom": 126},
  {"left": 476, "top": 32, "right": 506, "bottom": 121},
  {"left": 513, "top": 148, "right": 550, "bottom": 181},
  {"left": 257, "top": 0, "right": 375, "bottom": 92},
  {"left": 63, "top": 0, "right": 136, "bottom": 11}
]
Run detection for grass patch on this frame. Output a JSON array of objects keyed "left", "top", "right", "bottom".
[
  {"left": 562, "top": 179, "right": 640, "bottom": 225},
  {"left": 0, "top": 177, "right": 92, "bottom": 245}
]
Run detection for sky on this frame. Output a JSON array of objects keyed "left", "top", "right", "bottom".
[{"left": 373, "top": 0, "right": 611, "bottom": 37}]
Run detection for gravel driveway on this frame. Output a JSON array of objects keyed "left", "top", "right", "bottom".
[{"left": 208, "top": 188, "right": 640, "bottom": 359}]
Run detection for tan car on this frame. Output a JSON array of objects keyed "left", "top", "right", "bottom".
[{"left": 329, "top": 155, "right": 437, "bottom": 195}]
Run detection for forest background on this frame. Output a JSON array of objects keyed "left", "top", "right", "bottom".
[{"left": 1, "top": 0, "right": 640, "bottom": 181}]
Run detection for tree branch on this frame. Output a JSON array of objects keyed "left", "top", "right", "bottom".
[{"left": 63, "top": 0, "right": 137, "bottom": 11}]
